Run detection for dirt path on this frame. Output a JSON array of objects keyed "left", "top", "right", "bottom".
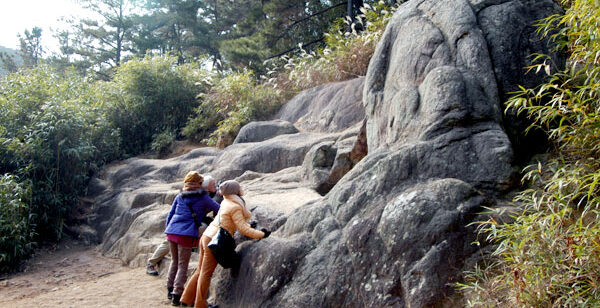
[
  {"left": 0, "top": 162, "right": 324, "bottom": 307},
  {"left": 0, "top": 240, "right": 169, "bottom": 308}
]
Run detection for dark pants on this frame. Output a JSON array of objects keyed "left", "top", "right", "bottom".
[{"left": 167, "top": 240, "right": 193, "bottom": 295}]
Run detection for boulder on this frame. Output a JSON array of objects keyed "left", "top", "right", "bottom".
[
  {"left": 233, "top": 120, "right": 298, "bottom": 144},
  {"left": 476, "top": 0, "right": 565, "bottom": 163},
  {"left": 277, "top": 77, "right": 365, "bottom": 133},
  {"left": 210, "top": 0, "right": 562, "bottom": 307},
  {"left": 301, "top": 141, "right": 337, "bottom": 193},
  {"left": 211, "top": 132, "right": 340, "bottom": 181},
  {"left": 87, "top": 149, "right": 323, "bottom": 268},
  {"left": 237, "top": 167, "right": 324, "bottom": 215},
  {"left": 87, "top": 147, "right": 221, "bottom": 253}
]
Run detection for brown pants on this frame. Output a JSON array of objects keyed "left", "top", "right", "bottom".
[
  {"left": 167, "top": 240, "right": 193, "bottom": 295},
  {"left": 181, "top": 235, "right": 218, "bottom": 308}
]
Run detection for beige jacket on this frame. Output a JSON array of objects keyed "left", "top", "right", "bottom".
[{"left": 203, "top": 195, "right": 265, "bottom": 239}]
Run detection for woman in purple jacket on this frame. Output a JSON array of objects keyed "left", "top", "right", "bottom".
[{"left": 165, "top": 171, "right": 220, "bottom": 305}]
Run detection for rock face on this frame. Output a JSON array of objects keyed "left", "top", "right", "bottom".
[
  {"left": 208, "top": 0, "right": 561, "bottom": 307},
  {"left": 87, "top": 148, "right": 221, "bottom": 265},
  {"left": 277, "top": 77, "right": 365, "bottom": 132},
  {"left": 211, "top": 132, "right": 341, "bottom": 181},
  {"left": 84, "top": 0, "right": 562, "bottom": 307},
  {"left": 477, "top": 0, "right": 566, "bottom": 163},
  {"left": 233, "top": 120, "right": 298, "bottom": 144},
  {"left": 301, "top": 123, "right": 368, "bottom": 195},
  {"left": 85, "top": 75, "right": 368, "bottom": 265}
]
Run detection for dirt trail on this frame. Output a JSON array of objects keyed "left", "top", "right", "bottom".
[
  {"left": 0, "top": 240, "right": 169, "bottom": 308},
  {"left": 0, "top": 148, "right": 324, "bottom": 307},
  {"left": 0, "top": 187, "right": 321, "bottom": 308}
]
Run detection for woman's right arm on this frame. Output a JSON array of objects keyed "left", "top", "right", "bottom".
[
  {"left": 231, "top": 209, "right": 264, "bottom": 239},
  {"left": 205, "top": 195, "right": 220, "bottom": 215}
]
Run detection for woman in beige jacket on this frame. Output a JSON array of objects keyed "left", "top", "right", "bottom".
[{"left": 180, "top": 180, "right": 269, "bottom": 308}]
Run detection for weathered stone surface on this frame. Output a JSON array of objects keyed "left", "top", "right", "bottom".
[
  {"left": 301, "top": 124, "right": 368, "bottom": 195},
  {"left": 233, "top": 120, "right": 298, "bottom": 144},
  {"left": 209, "top": 0, "right": 561, "bottom": 307},
  {"left": 211, "top": 132, "right": 340, "bottom": 180},
  {"left": 86, "top": 148, "right": 323, "bottom": 272},
  {"left": 277, "top": 77, "right": 365, "bottom": 132},
  {"left": 84, "top": 0, "right": 562, "bottom": 306},
  {"left": 301, "top": 141, "right": 337, "bottom": 193},
  {"left": 476, "top": 0, "right": 564, "bottom": 163},
  {"left": 88, "top": 148, "right": 221, "bottom": 245},
  {"left": 476, "top": 0, "right": 563, "bottom": 96}
]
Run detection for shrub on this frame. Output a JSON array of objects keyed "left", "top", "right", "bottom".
[
  {"left": 184, "top": 2, "right": 399, "bottom": 146},
  {"left": 151, "top": 130, "right": 176, "bottom": 158},
  {"left": 0, "top": 65, "right": 118, "bottom": 244},
  {"left": 0, "top": 174, "right": 34, "bottom": 273},
  {"left": 181, "top": 99, "right": 220, "bottom": 142},
  {"left": 103, "top": 55, "right": 210, "bottom": 155},
  {"left": 198, "top": 70, "right": 286, "bottom": 147},
  {"left": 265, "top": 1, "right": 397, "bottom": 93},
  {"left": 460, "top": 1, "right": 600, "bottom": 306}
]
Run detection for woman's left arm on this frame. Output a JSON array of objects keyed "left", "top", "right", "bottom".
[{"left": 165, "top": 196, "right": 178, "bottom": 229}]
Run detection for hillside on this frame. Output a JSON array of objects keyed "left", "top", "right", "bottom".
[
  {"left": 79, "top": 1, "right": 563, "bottom": 306},
  {"left": 0, "top": 45, "right": 20, "bottom": 76},
  {"left": 0, "top": 0, "right": 574, "bottom": 307}
]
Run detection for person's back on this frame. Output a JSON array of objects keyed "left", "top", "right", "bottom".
[
  {"left": 146, "top": 175, "right": 221, "bottom": 277},
  {"left": 165, "top": 190, "right": 219, "bottom": 237}
]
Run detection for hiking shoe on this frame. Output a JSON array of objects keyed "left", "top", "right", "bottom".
[
  {"left": 146, "top": 263, "right": 159, "bottom": 276},
  {"left": 167, "top": 287, "right": 174, "bottom": 300},
  {"left": 171, "top": 293, "right": 182, "bottom": 306}
]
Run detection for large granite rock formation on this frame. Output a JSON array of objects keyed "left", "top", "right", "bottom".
[
  {"left": 86, "top": 78, "right": 365, "bottom": 268},
  {"left": 208, "top": 0, "right": 561, "bottom": 307},
  {"left": 233, "top": 120, "right": 298, "bottom": 144},
  {"left": 84, "top": 0, "right": 562, "bottom": 307},
  {"left": 478, "top": 0, "right": 566, "bottom": 163},
  {"left": 277, "top": 77, "right": 365, "bottom": 132}
]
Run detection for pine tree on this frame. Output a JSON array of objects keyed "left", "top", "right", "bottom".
[{"left": 70, "top": 0, "right": 136, "bottom": 76}]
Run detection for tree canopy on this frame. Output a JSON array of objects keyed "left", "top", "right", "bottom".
[{"left": 3, "top": 0, "right": 378, "bottom": 75}]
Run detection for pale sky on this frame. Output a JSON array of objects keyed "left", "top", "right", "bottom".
[{"left": 0, "top": 0, "right": 88, "bottom": 53}]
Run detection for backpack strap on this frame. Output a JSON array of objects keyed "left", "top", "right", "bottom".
[
  {"left": 185, "top": 200, "right": 200, "bottom": 228},
  {"left": 180, "top": 192, "right": 204, "bottom": 228}
]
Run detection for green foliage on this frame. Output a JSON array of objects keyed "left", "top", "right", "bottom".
[
  {"left": 183, "top": 2, "right": 398, "bottom": 146},
  {"left": 0, "top": 55, "right": 210, "bottom": 272},
  {"left": 460, "top": 1, "right": 600, "bottom": 306},
  {"left": 102, "top": 55, "right": 209, "bottom": 155},
  {"left": 151, "top": 130, "right": 176, "bottom": 158},
  {"left": 184, "top": 70, "right": 285, "bottom": 146},
  {"left": 0, "top": 47, "right": 19, "bottom": 75},
  {"left": 266, "top": 1, "right": 397, "bottom": 93},
  {"left": 220, "top": 33, "right": 270, "bottom": 73},
  {"left": 0, "top": 64, "right": 119, "bottom": 244},
  {"left": 18, "top": 27, "right": 44, "bottom": 68},
  {"left": 0, "top": 174, "right": 34, "bottom": 273},
  {"left": 68, "top": 0, "right": 136, "bottom": 72},
  {"left": 181, "top": 99, "right": 220, "bottom": 143}
]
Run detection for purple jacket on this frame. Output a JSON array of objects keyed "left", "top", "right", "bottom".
[{"left": 165, "top": 189, "right": 220, "bottom": 238}]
